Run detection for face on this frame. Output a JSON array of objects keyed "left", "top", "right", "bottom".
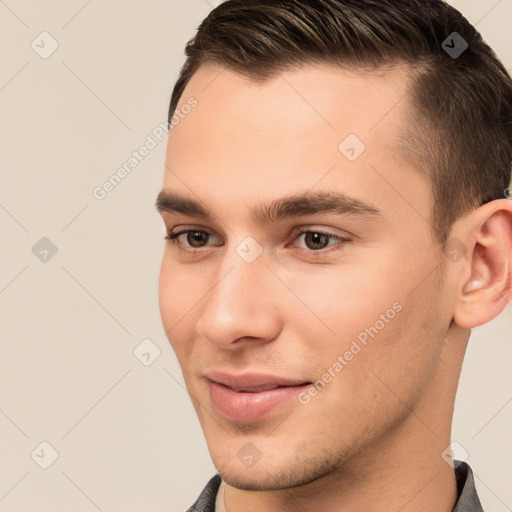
[{"left": 157, "top": 62, "right": 455, "bottom": 490}]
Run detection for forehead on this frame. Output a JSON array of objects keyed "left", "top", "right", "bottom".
[
  {"left": 163, "top": 62, "right": 430, "bottom": 230},
  {"left": 169, "top": 62, "right": 411, "bottom": 148}
]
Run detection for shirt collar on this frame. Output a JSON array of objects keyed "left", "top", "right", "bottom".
[
  {"left": 452, "top": 461, "right": 484, "bottom": 511},
  {"left": 186, "top": 461, "right": 484, "bottom": 512}
]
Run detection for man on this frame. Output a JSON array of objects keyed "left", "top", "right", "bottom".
[{"left": 155, "top": 0, "right": 512, "bottom": 510}]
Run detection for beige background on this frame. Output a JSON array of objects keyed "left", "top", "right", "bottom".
[{"left": 0, "top": 1, "right": 511, "bottom": 511}]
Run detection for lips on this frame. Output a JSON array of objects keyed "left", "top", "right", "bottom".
[
  {"left": 205, "top": 371, "right": 309, "bottom": 390},
  {"left": 205, "top": 371, "right": 312, "bottom": 421}
]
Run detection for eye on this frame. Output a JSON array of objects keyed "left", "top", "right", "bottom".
[
  {"left": 165, "top": 228, "right": 220, "bottom": 249},
  {"left": 291, "top": 229, "right": 350, "bottom": 252}
]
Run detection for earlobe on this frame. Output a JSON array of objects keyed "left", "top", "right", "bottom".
[{"left": 452, "top": 199, "right": 512, "bottom": 329}]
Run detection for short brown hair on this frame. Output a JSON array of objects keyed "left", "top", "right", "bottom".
[{"left": 167, "top": 0, "right": 512, "bottom": 244}]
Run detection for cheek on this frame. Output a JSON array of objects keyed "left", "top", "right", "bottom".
[
  {"left": 281, "top": 262, "right": 404, "bottom": 347},
  {"left": 158, "top": 256, "right": 201, "bottom": 353},
  {"left": 158, "top": 257, "right": 177, "bottom": 331},
  {"left": 326, "top": 273, "right": 445, "bottom": 417},
  {"left": 284, "top": 255, "right": 442, "bottom": 385}
]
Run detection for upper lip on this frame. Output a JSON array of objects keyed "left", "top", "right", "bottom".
[{"left": 205, "top": 371, "right": 311, "bottom": 392}]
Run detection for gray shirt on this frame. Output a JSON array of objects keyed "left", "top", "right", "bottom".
[{"left": 186, "top": 461, "right": 484, "bottom": 511}]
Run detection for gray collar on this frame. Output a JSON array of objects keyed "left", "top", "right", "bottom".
[{"left": 187, "top": 461, "right": 483, "bottom": 511}]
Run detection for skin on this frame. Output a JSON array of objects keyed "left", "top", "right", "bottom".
[{"left": 157, "top": 62, "right": 512, "bottom": 512}]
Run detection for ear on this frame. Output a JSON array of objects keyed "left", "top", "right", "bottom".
[{"left": 451, "top": 198, "right": 512, "bottom": 329}]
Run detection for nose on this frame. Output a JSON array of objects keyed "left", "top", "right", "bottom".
[{"left": 195, "top": 243, "right": 282, "bottom": 350}]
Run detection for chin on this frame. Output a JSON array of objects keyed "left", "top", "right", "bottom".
[{"left": 211, "top": 448, "right": 343, "bottom": 492}]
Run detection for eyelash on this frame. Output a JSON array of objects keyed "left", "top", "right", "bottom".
[{"left": 164, "top": 227, "right": 350, "bottom": 256}]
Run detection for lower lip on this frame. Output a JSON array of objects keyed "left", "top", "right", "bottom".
[{"left": 208, "top": 380, "right": 310, "bottom": 422}]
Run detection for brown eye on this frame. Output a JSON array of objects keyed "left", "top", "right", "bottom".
[
  {"left": 165, "top": 228, "right": 220, "bottom": 251},
  {"left": 292, "top": 229, "right": 348, "bottom": 253},
  {"left": 186, "top": 231, "right": 209, "bottom": 247},
  {"left": 303, "top": 232, "right": 331, "bottom": 250}
]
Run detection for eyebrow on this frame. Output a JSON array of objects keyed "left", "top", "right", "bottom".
[{"left": 155, "top": 189, "right": 382, "bottom": 223}]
